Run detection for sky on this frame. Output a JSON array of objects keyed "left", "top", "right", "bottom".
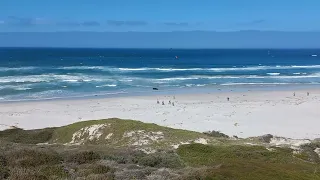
[
  {"left": 1, "top": 0, "right": 320, "bottom": 47},
  {"left": 1, "top": 0, "right": 320, "bottom": 32}
]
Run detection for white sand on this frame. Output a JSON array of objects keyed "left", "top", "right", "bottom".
[{"left": 0, "top": 88, "right": 319, "bottom": 139}]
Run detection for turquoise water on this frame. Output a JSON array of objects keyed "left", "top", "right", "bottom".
[{"left": 0, "top": 48, "right": 319, "bottom": 101}]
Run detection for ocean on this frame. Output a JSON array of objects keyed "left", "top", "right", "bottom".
[{"left": 0, "top": 48, "right": 319, "bottom": 101}]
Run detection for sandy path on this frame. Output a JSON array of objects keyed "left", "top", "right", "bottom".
[{"left": 0, "top": 88, "right": 319, "bottom": 139}]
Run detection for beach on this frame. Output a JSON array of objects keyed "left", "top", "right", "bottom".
[{"left": 1, "top": 87, "right": 319, "bottom": 139}]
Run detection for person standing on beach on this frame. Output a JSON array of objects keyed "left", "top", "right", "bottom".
[{"left": 307, "top": 92, "right": 310, "bottom": 96}]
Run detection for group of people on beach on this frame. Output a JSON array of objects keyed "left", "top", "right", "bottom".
[
  {"left": 293, "top": 92, "right": 310, "bottom": 96},
  {"left": 157, "top": 96, "right": 175, "bottom": 106}
]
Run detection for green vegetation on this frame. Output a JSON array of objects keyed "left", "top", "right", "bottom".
[
  {"left": 203, "top": 130, "right": 229, "bottom": 138},
  {"left": 66, "top": 151, "right": 100, "bottom": 164},
  {"left": 0, "top": 127, "right": 56, "bottom": 144},
  {"left": 0, "top": 118, "right": 319, "bottom": 179},
  {"left": 177, "top": 144, "right": 320, "bottom": 180},
  {"left": 51, "top": 118, "right": 210, "bottom": 148}
]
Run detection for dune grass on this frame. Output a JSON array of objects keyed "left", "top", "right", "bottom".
[
  {"left": 1, "top": 119, "right": 320, "bottom": 179},
  {"left": 0, "top": 127, "right": 56, "bottom": 144},
  {"left": 51, "top": 118, "right": 211, "bottom": 147},
  {"left": 177, "top": 143, "right": 320, "bottom": 180}
]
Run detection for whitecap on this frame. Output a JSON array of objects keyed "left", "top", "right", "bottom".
[
  {"left": 267, "top": 73, "right": 280, "bottom": 76},
  {"left": 62, "top": 79, "right": 78, "bottom": 82},
  {"left": 96, "top": 84, "right": 117, "bottom": 88},
  {"left": 0, "top": 66, "right": 38, "bottom": 72},
  {"left": 14, "top": 87, "right": 32, "bottom": 91},
  {"left": 221, "top": 83, "right": 292, "bottom": 86},
  {"left": 58, "top": 66, "right": 105, "bottom": 70}
]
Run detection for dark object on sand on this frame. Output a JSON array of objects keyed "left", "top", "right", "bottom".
[
  {"left": 157, "top": 100, "right": 160, "bottom": 104},
  {"left": 153, "top": 88, "right": 159, "bottom": 90},
  {"left": 169, "top": 100, "right": 171, "bottom": 104},
  {"left": 162, "top": 101, "right": 165, "bottom": 105},
  {"left": 307, "top": 92, "right": 310, "bottom": 96},
  {"left": 293, "top": 92, "right": 295, "bottom": 96},
  {"left": 172, "top": 102, "right": 175, "bottom": 106},
  {"left": 227, "top": 97, "right": 230, "bottom": 101}
]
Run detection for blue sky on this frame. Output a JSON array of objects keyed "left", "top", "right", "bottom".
[
  {"left": 1, "top": 1, "right": 320, "bottom": 48},
  {"left": 1, "top": 0, "right": 320, "bottom": 32}
]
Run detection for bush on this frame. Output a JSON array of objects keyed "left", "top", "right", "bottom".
[
  {"left": 92, "top": 164, "right": 111, "bottom": 174},
  {"left": 0, "top": 155, "right": 7, "bottom": 167},
  {"left": 0, "top": 128, "right": 55, "bottom": 144},
  {"left": 115, "top": 169, "right": 151, "bottom": 180},
  {"left": 7, "top": 167, "right": 48, "bottom": 180},
  {"left": 67, "top": 151, "right": 100, "bottom": 164},
  {"left": 147, "top": 169, "right": 179, "bottom": 180},
  {"left": 176, "top": 167, "right": 220, "bottom": 180},
  {"left": 74, "top": 164, "right": 113, "bottom": 179},
  {"left": 85, "top": 173, "right": 114, "bottom": 180},
  {"left": 138, "top": 152, "right": 184, "bottom": 168},
  {"left": 0, "top": 166, "right": 10, "bottom": 179},
  {"left": 39, "top": 165, "right": 69, "bottom": 179},
  {"left": 203, "top": 131, "right": 229, "bottom": 138},
  {"left": 104, "top": 150, "right": 145, "bottom": 164},
  {"left": 6, "top": 148, "right": 62, "bottom": 167},
  {"left": 258, "top": 134, "right": 273, "bottom": 143}
]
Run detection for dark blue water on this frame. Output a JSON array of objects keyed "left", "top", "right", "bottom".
[{"left": 0, "top": 48, "right": 320, "bottom": 101}]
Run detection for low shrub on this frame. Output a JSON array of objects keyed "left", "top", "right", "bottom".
[
  {"left": 76, "top": 164, "right": 111, "bottom": 177},
  {"left": 6, "top": 148, "right": 62, "bottom": 167},
  {"left": 0, "top": 166, "right": 10, "bottom": 179},
  {"left": 147, "top": 169, "right": 180, "bottom": 180},
  {"left": 115, "top": 169, "right": 151, "bottom": 180},
  {"left": 104, "top": 150, "right": 145, "bottom": 164},
  {"left": 39, "top": 165, "right": 69, "bottom": 179},
  {"left": 0, "top": 128, "right": 55, "bottom": 144},
  {"left": 91, "top": 164, "right": 111, "bottom": 174},
  {"left": 203, "top": 130, "right": 229, "bottom": 138},
  {"left": 258, "top": 134, "right": 273, "bottom": 143},
  {"left": 85, "top": 173, "right": 114, "bottom": 180},
  {"left": 0, "top": 155, "right": 7, "bottom": 167},
  {"left": 138, "top": 152, "right": 184, "bottom": 168},
  {"left": 66, "top": 151, "right": 100, "bottom": 164},
  {"left": 7, "top": 167, "right": 48, "bottom": 180}
]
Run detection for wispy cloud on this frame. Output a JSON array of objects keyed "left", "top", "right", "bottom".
[
  {"left": 56, "top": 21, "right": 81, "bottom": 27},
  {"left": 163, "top": 22, "right": 189, "bottom": 26},
  {"left": 107, "top": 20, "right": 148, "bottom": 26},
  {"left": 3, "top": 16, "right": 101, "bottom": 27},
  {"left": 237, "top": 19, "right": 266, "bottom": 26},
  {"left": 6, "top": 16, "right": 50, "bottom": 26},
  {"left": 82, "top": 21, "right": 100, "bottom": 26}
]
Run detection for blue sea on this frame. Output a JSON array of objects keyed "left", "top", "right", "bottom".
[{"left": 0, "top": 48, "right": 319, "bottom": 101}]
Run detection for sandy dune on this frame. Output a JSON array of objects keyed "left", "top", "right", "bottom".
[{"left": 0, "top": 88, "right": 319, "bottom": 139}]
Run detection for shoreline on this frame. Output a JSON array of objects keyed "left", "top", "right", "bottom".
[
  {"left": 1, "top": 83, "right": 320, "bottom": 104},
  {"left": 1, "top": 85, "right": 320, "bottom": 139}
]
